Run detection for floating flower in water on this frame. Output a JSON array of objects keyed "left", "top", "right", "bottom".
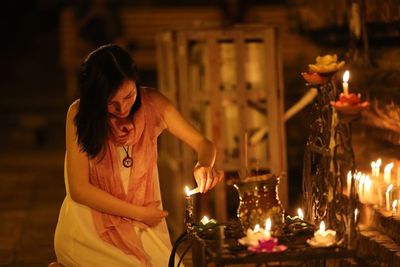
[{"left": 308, "top": 54, "right": 345, "bottom": 74}]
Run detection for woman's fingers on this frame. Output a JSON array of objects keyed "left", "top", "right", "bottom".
[{"left": 205, "top": 169, "right": 214, "bottom": 193}]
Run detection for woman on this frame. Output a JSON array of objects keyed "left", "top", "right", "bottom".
[{"left": 54, "top": 44, "right": 224, "bottom": 266}]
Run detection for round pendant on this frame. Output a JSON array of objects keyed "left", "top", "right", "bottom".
[{"left": 122, "top": 156, "right": 133, "bottom": 168}]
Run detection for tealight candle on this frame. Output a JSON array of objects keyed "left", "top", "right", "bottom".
[
  {"left": 343, "top": 70, "right": 350, "bottom": 97},
  {"left": 314, "top": 221, "right": 336, "bottom": 246},
  {"left": 200, "top": 216, "right": 209, "bottom": 225}
]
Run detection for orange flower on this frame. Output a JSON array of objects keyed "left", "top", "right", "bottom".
[{"left": 301, "top": 72, "right": 324, "bottom": 85}]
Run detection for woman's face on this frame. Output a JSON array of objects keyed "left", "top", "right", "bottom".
[{"left": 107, "top": 80, "right": 137, "bottom": 118}]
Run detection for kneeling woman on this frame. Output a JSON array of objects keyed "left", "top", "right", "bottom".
[{"left": 54, "top": 44, "right": 223, "bottom": 267}]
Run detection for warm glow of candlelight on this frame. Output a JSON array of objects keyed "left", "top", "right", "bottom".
[
  {"left": 387, "top": 184, "right": 394, "bottom": 193},
  {"left": 297, "top": 208, "right": 304, "bottom": 220},
  {"left": 265, "top": 218, "right": 271, "bottom": 232},
  {"left": 200, "top": 216, "right": 210, "bottom": 224},
  {"left": 347, "top": 171, "right": 352, "bottom": 195},
  {"left": 319, "top": 221, "right": 326, "bottom": 233},
  {"left": 386, "top": 184, "right": 394, "bottom": 211},
  {"left": 377, "top": 159, "right": 382, "bottom": 176},
  {"left": 342, "top": 70, "right": 350, "bottom": 96},
  {"left": 392, "top": 200, "right": 398, "bottom": 212},
  {"left": 185, "top": 186, "right": 190, "bottom": 196},
  {"left": 343, "top": 70, "right": 349, "bottom": 83},
  {"left": 384, "top": 162, "right": 394, "bottom": 184},
  {"left": 354, "top": 208, "right": 359, "bottom": 222},
  {"left": 254, "top": 224, "right": 260, "bottom": 232}
]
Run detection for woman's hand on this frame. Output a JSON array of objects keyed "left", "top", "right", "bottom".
[
  {"left": 193, "top": 163, "right": 224, "bottom": 193},
  {"left": 137, "top": 201, "right": 168, "bottom": 227}
]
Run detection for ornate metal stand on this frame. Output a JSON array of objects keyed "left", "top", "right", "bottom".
[{"left": 302, "top": 73, "right": 358, "bottom": 247}]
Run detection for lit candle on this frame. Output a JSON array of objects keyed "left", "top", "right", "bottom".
[
  {"left": 376, "top": 159, "right": 382, "bottom": 177},
  {"left": 200, "top": 215, "right": 209, "bottom": 225},
  {"left": 359, "top": 174, "right": 365, "bottom": 201},
  {"left": 397, "top": 166, "right": 400, "bottom": 186},
  {"left": 297, "top": 208, "right": 304, "bottom": 220},
  {"left": 384, "top": 163, "right": 394, "bottom": 184},
  {"left": 392, "top": 200, "right": 398, "bottom": 214},
  {"left": 364, "top": 176, "right": 372, "bottom": 204},
  {"left": 371, "top": 161, "right": 376, "bottom": 177},
  {"left": 342, "top": 70, "right": 350, "bottom": 97},
  {"left": 386, "top": 184, "right": 394, "bottom": 211},
  {"left": 265, "top": 218, "right": 271, "bottom": 239},
  {"left": 184, "top": 186, "right": 194, "bottom": 226},
  {"left": 347, "top": 171, "right": 352, "bottom": 196},
  {"left": 314, "top": 221, "right": 336, "bottom": 246},
  {"left": 354, "top": 208, "right": 359, "bottom": 223}
]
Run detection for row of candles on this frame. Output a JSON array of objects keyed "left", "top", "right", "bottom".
[
  {"left": 346, "top": 158, "right": 400, "bottom": 213},
  {"left": 185, "top": 185, "right": 337, "bottom": 248}
]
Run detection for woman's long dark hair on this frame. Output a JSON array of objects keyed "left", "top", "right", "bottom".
[{"left": 74, "top": 44, "right": 141, "bottom": 158}]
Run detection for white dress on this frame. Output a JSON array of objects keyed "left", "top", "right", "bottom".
[{"left": 54, "top": 146, "right": 174, "bottom": 267}]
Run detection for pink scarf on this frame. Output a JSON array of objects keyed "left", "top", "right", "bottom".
[{"left": 88, "top": 88, "right": 166, "bottom": 266}]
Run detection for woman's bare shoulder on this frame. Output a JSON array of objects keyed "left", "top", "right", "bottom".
[
  {"left": 67, "top": 99, "right": 80, "bottom": 121},
  {"left": 142, "top": 87, "right": 170, "bottom": 106}
]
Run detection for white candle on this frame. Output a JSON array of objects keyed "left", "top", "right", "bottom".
[
  {"left": 364, "top": 176, "right": 372, "bottom": 204},
  {"left": 359, "top": 174, "right": 366, "bottom": 201},
  {"left": 386, "top": 184, "right": 394, "bottom": 211},
  {"left": 397, "top": 166, "right": 400, "bottom": 186},
  {"left": 354, "top": 208, "right": 359, "bottom": 222},
  {"left": 371, "top": 161, "right": 376, "bottom": 177},
  {"left": 392, "top": 200, "right": 398, "bottom": 213},
  {"left": 384, "top": 163, "right": 394, "bottom": 184},
  {"left": 314, "top": 221, "right": 336, "bottom": 246},
  {"left": 347, "top": 171, "right": 352, "bottom": 196},
  {"left": 376, "top": 159, "right": 382, "bottom": 177},
  {"left": 265, "top": 218, "right": 271, "bottom": 239},
  {"left": 297, "top": 208, "right": 304, "bottom": 220},
  {"left": 342, "top": 70, "right": 350, "bottom": 97}
]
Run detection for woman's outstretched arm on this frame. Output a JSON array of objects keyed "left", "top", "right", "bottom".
[{"left": 150, "top": 90, "right": 224, "bottom": 193}]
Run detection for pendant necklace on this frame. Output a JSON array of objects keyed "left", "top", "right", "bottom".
[{"left": 122, "top": 145, "right": 133, "bottom": 168}]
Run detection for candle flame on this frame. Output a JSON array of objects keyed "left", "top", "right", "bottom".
[
  {"left": 185, "top": 186, "right": 190, "bottom": 196},
  {"left": 365, "top": 176, "right": 372, "bottom": 190},
  {"left": 254, "top": 224, "right": 260, "bottom": 232},
  {"left": 371, "top": 161, "right": 375, "bottom": 168},
  {"left": 200, "top": 216, "right": 210, "bottom": 224},
  {"left": 347, "top": 171, "right": 352, "bottom": 181},
  {"left": 392, "top": 200, "right": 398, "bottom": 210},
  {"left": 265, "top": 218, "right": 271, "bottom": 231},
  {"left": 376, "top": 158, "right": 382, "bottom": 168},
  {"left": 384, "top": 162, "right": 394, "bottom": 173},
  {"left": 343, "top": 70, "right": 350, "bottom": 82},
  {"left": 387, "top": 184, "right": 394, "bottom": 193},
  {"left": 355, "top": 208, "right": 359, "bottom": 221},
  {"left": 297, "top": 208, "right": 304, "bottom": 220},
  {"left": 319, "top": 221, "right": 326, "bottom": 233}
]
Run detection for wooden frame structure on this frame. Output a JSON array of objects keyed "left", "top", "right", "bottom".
[{"left": 157, "top": 25, "right": 287, "bottom": 225}]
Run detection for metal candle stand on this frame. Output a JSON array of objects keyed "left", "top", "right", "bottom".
[{"left": 302, "top": 72, "right": 359, "bottom": 248}]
